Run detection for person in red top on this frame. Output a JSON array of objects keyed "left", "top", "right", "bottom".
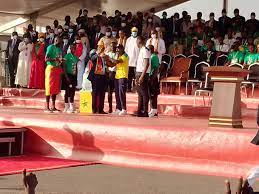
[{"left": 29, "top": 33, "right": 46, "bottom": 89}]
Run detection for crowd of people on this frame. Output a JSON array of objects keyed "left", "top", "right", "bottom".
[{"left": 5, "top": 7, "right": 259, "bottom": 117}]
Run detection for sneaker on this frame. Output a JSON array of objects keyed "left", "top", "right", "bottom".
[
  {"left": 63, "top": 103, "right": 69, "bottom": 113},
  {"left": 67, "top": 107, "right": 77, "bottom": 114},
  {"left": 119, "top": 110, "right": 127, "bottom": 116},
  {"left": 112, "top": 109, "right": 121, "bottom": 115},
  {"left": 149, "top": 109, "right": 158, "bottom": 117},
  {"left": 149, "top": 112, "right": 158, "bottom": 118}
]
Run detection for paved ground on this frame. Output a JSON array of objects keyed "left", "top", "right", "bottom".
[{"left": 0, "top": 164, "right": 259, "bottom": 194}]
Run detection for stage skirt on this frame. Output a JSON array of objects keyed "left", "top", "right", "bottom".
[{"left": 45, "top": 65, "right": 63, "bottom": 96}]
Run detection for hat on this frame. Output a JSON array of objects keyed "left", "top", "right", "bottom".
[
  {"left": 131, "top": 27, "right": 138, "bottom": 32},
  {"left": 38, "top": 33, "right": 45, "bottom": 38}
]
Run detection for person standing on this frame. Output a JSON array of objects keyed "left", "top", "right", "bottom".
[
  {"left": 148, "top": 45, "right": 160, "bottom": 117},
  {"left": 44, "top": 36, "right": 63, "bottom": 113},
  {"left": 15, "top": 34, "right": 33, "bottom": 88},
  {"left": 6, "top": 32, "right": 21, "bottom": 87},
  {"left": 135, "top": 36, "right": 151, "bottom": 117},
  {"left": 74, "top": 35, "right": 87, "bottom": 90},
  {"left": 146, "top": 30, "right": 166, "bottom": 63},
  {"left": 45, "top": 29, "right": 55, "bottom": 52},
  {"left": 29, "top": 33, "right": 45, "bottom": 89},
  {"left": 110, "top": 45, "right": 129, "bottom": 115},
  {"left": 125, "top": 27, "right": 140, "bottom": 92},
  {"left": 61, "top": 35, "right": 70, "bottom": 57},
  {"left": 218, "top": 9, "right": 232, "bottom": 36},
  {"left": 63, "top": 43, "right": 79, "bottom": 113}
]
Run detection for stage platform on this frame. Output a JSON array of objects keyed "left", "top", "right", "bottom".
[
  {"left": 0, "top": 107, "right": 258, "bottom": 178},
  {"left": 0, "top": 88, "right": 259, "bottom": 178}
]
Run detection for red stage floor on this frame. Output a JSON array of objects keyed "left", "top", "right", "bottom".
[{"left": 0, "top": 107, "right": 258, "bottom": 178}]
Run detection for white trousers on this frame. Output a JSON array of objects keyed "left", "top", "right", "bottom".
[{"left": 77, "top": 61, "right": 85, "bottom": 89}]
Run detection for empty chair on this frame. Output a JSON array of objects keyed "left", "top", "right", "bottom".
[
  {"left": 216, "top": 54, "right": 228, "bottom": 66},
  {"left": 160, "top": 54, "right": 172, "bottom": 80},
  {"left": 188, "top": 54, "right": 201, "bottom": 79},
  {"left": 242, "top": 63, "right": 259, "bottom": 97},
  {"left": 160, "top": 57, "right": 192, "bottom": 94}
]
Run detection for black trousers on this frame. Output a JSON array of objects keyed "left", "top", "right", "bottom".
[
  {"left": 136, "top": 73, "right": 149, "bottom": 114},
  {"left": 115, "top": 78, "right": 127, "bottom": 111},
  {"left": 128, "top": 66, "right": 136, "bottom": 92},
  {"left": 7, "top": 57, "right": 18, "bottom": 87},
  {"left": 107, "top": 71, "right": 115, "bottom": 112},
  {"left": 149, "top": 76, "right": 160, "bottom": 109},
  {"left": 63, "top": 74, "right": 77, "bottom": 103},
  {"left": 91, "top": 74, "right": 107, "bottom": 113}
]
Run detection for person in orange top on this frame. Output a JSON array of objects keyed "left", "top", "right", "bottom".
[{"left": 29, "top": 33, "right": 45, "bottom": 89}]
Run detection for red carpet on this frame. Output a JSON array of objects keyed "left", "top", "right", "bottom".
[{"left": 0, "top": 155, "right": 93, "bottom": 176}]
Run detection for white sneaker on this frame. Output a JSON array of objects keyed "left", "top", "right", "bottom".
[
  {"left": 119, "top": 109, "right": 127, "bottom": 116},
  {"left": 149, "top": 109, "right": 158, "bottom": 118},
  {"left": 112, "top": 109, "right": 121, "bottom": 115},
  {"left": 63, "top": 103, "right": 69, "bottom": 113},
  {"left": 67, "top": 103, "right": 77, "bottom": 114}
]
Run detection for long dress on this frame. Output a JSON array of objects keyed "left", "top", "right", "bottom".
[
  {"left": 29, "top": 42, "right": 45, "bottom": 89},
  {"left": 15, "top": 42, "right": 33, "bottom": 87},
  {"left": 75, "top": 42, "right": 87, "bottom": 89}
]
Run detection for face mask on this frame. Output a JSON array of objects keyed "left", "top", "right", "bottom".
[
  {"left": 102, "top": 14, "right": 107, "bottom": 17},
  {"left": 106, "top": 32, "right": 111, "bottom": 37},
  {"left": 32, "top": 32, "right": 36, "bottom": 36},
  {"left": 76, "top": 39, "right": 81, "bottom": 44},
  {"left": 24, "top": 38, "right": 29, "bottom": 43},
  {"left": 112, "top": 31, "right": 117, "bottom": 37},
  {"left": 155, "top": 27, "right": 160, "bottom": 32},
  {"left": 39, "top": 38, "right": 45, "bottom": 43},
  {"left": 234, "top": 13, "right": 238, "bottom": 17},
  {"left": 132, "top": 32, "right": 138, "bottom": 38},
  {"left": 251, "top": 16, "right": 255, "bottom": 20},
  {"left": 121, "top": 23, "right": 126, "bottom": 27},
  {"left": 69, "top": 29, "right": 73, "bottom": 33},
  {"left": 63, "top": 39, "right": 69, "bottom": 44},
  {"left": 210, "top": 16, "right": 214, "bottom": 20},
  {"left": 50, "top": 33, "right": 55, "bottom": 38},
  {"left": 13, "top": 35, "right": 18, "bottom": 40},
  {"left": 58, "top": 29, "right": 63, "bottom": 33},
  {"left": 222, "top": 13, "right": 227, "bottom": 17},
  {"left": 163, "top": 15, "right": 167, "bottom": 19},
  {"left": 148, "top": 19, "right": 152, "bottom": 23},
  {"left": 151, "top": 34, "right": 157, "bottom": 39}
]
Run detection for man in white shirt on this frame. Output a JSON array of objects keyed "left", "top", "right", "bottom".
[
  {"left": 146, "top": 30, "right": 166, "bottom": 63},
  {"left": 215, "top": 36, "right": 230, "bottom": 54},
  {"left": 125, "top": 27, "right": 140, "bottom": 92},
  {"left": 135, "top": 36, "right": 151, "bottom": 117},
  {"left": 224, "top": 29, "right": 236, "bottom": 49}
]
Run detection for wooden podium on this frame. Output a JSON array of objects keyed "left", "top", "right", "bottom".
[{"left": 204, "top": 66, "right": 249, "bottom": 128}]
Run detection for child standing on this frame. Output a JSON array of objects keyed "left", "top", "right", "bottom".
[
  {"left": 148, "top": 45, "right": 160, "bottom": 117},
  {"left": 63, "top": 43, "right": 79, "bottom": 113}
]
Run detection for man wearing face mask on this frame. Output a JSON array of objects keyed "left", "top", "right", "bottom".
[
  {"left": 91, "top": 25, "right": 104, "bottom": 49},
  {"left": 125, "top": 27, "right": 140, "bottom": 92},
  {"left": 29, "top": 33, "right": 45, "bottom": 89},
  {"left": 6, "top": 32, "right": 21, "bottom": 87},
  {"left": 112, "top": 29, "right": 118, "bottom": 39},
  {"left": 15, "top": 34, "right": 33, "bottom": 88},
  {"left": 62, "top": 35, "right": 70, "bottom": 57},
  {"left": 114, "top": 10, "right": 121, "bottom": 29},
  {"left": 53, "top": 20, "right": 59, "bottom": 35},
  {"left": 98, "top": 27, "right": 117, "bottom": 54},
  {"left": 218, "top": 9, "right": 232, "bottom": 37},
  {"left": 232, "top": 9, "right": 246, "bottom": 33},
  {"left": 245, "top": 13, "right": 259, "bottom": 37},
  {"left": 68, "top": 26, "right": 75, "bottom": 44},
  {"left": 205, "top": 12, "right": 219, "bottom": 32},
  {"left": 146, "top": 30, "right": 166, "bottom": 63},
  {"left": 45, "top": 29, "right": 55, "bottom": 52},
  {"left": 57, "top": 25, "right": 64, "bottom": 38}
]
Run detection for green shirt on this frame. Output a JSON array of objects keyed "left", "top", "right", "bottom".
[
  {"left": 150, "top": 54, "right": 160, "bottom": 76},
  {"left": 244, "top": 53, "right": 259, "bottom": 65},
  {"left": 228, "top": 51, "right": 245, "bottom": 64},
  {"left": 46, "top": 45, "right": 62, "bottom": 67},
  {"left": 64, "top": 53, "right": 79, "bottom": 75}
]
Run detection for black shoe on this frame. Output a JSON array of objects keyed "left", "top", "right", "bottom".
[
  {"left": 99, "top": 111, "right": 108, "bottom": 114},
  {"left": 137, "top": 112, "right": 149, "bottom": 117}
]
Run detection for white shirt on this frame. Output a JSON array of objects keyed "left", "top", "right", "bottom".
[
  {"left": 224, "top": 36, "right": 236, "bottom": 49},
  {"left": 146, "top": 38, "right": 166, "bottom": 63},
  {"left": 215, "top": 43, "right": 230, "bottom": 53},
  {"left": 136, "top": 47, "right": 151, "bottom": 74},
  {"left": 125, "top": 36, "right": 140, "bottom": 67}
]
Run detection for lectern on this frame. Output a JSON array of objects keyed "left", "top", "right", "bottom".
[{"left": 204, "top": 66, "right": 249, "bottom": 128}]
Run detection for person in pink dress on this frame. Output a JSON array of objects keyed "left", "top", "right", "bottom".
[{"left": 29, "top": 33, "right": 46, "bottom": 89}]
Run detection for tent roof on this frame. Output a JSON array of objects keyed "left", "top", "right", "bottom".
[{"left": 0, "top": 0, "right": 188, "bottom": 33}]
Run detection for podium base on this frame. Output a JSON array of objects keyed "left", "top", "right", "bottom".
[{"left": 209, "top": 117, "right": 243, "bottom": 128}]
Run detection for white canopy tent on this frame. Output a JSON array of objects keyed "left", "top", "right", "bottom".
[{"left": 0, "top": 0, "right": 189, "bottom": 35}]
